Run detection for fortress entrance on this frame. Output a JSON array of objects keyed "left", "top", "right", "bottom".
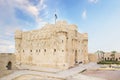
[
  {"left": 6, "top": 61, "right": 12, "bottom": 70},
  {"left": 75, "top": 50, "right": 77, "bottom": 64}
]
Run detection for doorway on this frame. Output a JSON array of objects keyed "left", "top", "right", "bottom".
[
  {"left": 6, "top": 61, "right": 12, "bottom": 70},
  {"left": 75, "top": 50, "right": 77, "bottom": 64}
]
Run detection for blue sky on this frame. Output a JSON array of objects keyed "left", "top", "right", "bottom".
[{"left": 0, "top": 0, "right": 120, "bottom": 53}]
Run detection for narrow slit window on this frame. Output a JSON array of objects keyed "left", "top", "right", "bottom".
[
  {"left": 44, "top": 49, "right": 46, "bottom": 52},
  {"left": 54, "top": 49, "right": 56, "bottom": 52},
  {"left": 62, "top": 40, "right": 63, "bottom": 43}
]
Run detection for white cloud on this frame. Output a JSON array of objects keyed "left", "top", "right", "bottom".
[
  {"left": 27, "top": 6, "right": 39, "bottom": 17},
  {"left": 14, "top": 0, "right": 47, "bottom": 23},
  {"left": 88, "top": 0, "right": 98, "bottom": 4},
  {"left": 0, "top": 39, "right": 14, "bottom": 53},
  {"left": 0, "top": 0, "right": 47, "bottom": 53},
  {"left": 82, "top": 9, "right": 87, "bottom": 20},
  {"left": 0, "top": 45, "right": 14, "bottom": 53},
  {"left": 0, "top": 39, "right": 13, "bottom": 45},
  {"left": 0, "top": 0, "right": 47, "bottom": 27}
]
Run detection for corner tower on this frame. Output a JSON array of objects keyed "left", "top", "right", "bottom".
[{"left": 15, "top": 30, "right": 22, "bottom": 65}]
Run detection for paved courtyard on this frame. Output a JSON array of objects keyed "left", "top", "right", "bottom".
[
  {"left": 82, "top": 70, "right": 120, "bottom": 80},
  {"left": 0, "top": 63, "right": 106, "bottom": 80}
]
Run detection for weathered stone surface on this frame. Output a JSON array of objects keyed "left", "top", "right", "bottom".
[
  {"left": 88, "top": 54, "right": 98, "bottom": 62},
  {"left": 15, "top": 21, "right": 88, "bottom": 70},
  {"left": 0, "top": 53, "right": 16, "bottom": 77}
]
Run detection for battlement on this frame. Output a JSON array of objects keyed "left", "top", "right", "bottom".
[
  {"left": 15, "top": 30, "right": 22, "bottom": 39},
  {"left": 69, "top": 24, "right": 78, "bottom": 31},
  {"left": 56, "top": 20, "right": 68, "bottom": 25},
  {"left": 0, "top": 53, "right": 14, "bottom": 57},
  {"left": 83, "top": 33, "right": 88, "bottom": 37},
  {"left": 83, "top": 33, "right": 88, "bottom": 40},
  {"left": 14, "top": 20, "right": 88, "bottom": 70}
]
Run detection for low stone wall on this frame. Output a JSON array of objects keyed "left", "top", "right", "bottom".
[
  {"left": 88, "top": 54, "right": 98, "bottom": 62},
  {"left": 0, "top": 53, "right": 16, "bottom": 77},
  {"left": 13, "top": 74, "right": 64, "bottom": 80}
]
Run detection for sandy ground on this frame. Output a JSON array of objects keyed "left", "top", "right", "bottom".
[
  {"left": 82, "top": 70, "right": 120, "bottom": 80},
  {"left": 0, "top": 70, "right": 14, "bottom": 78}
]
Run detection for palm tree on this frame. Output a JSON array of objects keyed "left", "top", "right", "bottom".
[
  {"left": 95, "top": 50, "right": 101, "bottom": 61},
  {"left": 111, "top": 51, "right": 117, "bottom": 54},
  {"left": 95, "top": 50, "right": 105, "bottom": 61}
]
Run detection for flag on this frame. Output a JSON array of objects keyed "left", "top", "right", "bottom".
[{"left": 55, "top": 14, "right": 57, "bottom": 19}]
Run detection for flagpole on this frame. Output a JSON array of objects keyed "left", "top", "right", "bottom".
[
  {"left": 55, "top": 14, "right": 57, "bottom": 24},
  {"left": 55, "top": 14, "right": 56, "bottom": 24}
]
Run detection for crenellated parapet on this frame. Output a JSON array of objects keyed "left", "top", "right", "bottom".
[
  {"left": 14, "top": 20, "right": 89, "bottom": 69},
  {"left": 14, "top": 30, "right": 22, "bottom": 54},
  {"left": 15, "top": 30, "right": 22, "bottom": 39},
  {"left": 83, "top": 33, "right": 88, "bottom": 41},
  {"left": 56, "top": 20, "right": 68, "bottom": 26},
  {"left": 69, "top": 24, "right": 78, "bottom": 31}
]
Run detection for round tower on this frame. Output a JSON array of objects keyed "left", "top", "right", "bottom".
[{"left": 15, "top": 30, "right": 22, "bottom": 65}]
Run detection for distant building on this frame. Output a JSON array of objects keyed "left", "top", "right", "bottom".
[
  {"left": 99, "top": 52, "right": 120, "bottom": 61},
  {"left": 15, "top": 21, "right": 88, "bottom": 70},
  {"left": 89, "top": 52, "right": 120, "bottom": 62}
]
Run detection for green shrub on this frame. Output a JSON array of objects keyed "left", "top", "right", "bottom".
[{"left": 97, "top": 61, "right": 120, "bottom": 64}]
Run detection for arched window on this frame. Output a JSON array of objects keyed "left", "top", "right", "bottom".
[
  {"left": 105, "top": 58, "right": 106, "bottom": 61},
  {"left": 62, "top": 40, "right": 63, "bottom": 43},
  {"left": 54, "top": 49, "right": 56, "bottom": 52},
  {"left": 116, "top": 58, "right": 118, "bottom": 61},
  {"left": 44, "top": 49, "right": 46, "bottom": 52}
]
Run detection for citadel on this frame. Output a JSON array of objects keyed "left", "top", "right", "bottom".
[
  {"left": 15, "top": 21, "right": 88, "bottom": 70},
  {"left": 1, "top": 21, "right": 118, "bottom": 80}
]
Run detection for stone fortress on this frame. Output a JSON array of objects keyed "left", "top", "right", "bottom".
[
  {"left": 0, "top": 21, "right": 109, "bottom": 80},
  {"left": 15, "top": 21, "right": 88, "bottom": 70}
]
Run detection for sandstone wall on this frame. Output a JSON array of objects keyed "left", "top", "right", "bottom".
[
  {"left": 15, "top": 21, "right": 89, "bottom": 70},
  {"left": 88, "top": 53, "right": 98, "bottom": 62},
  {"left": 0, "top": 53, "right": 16, "bottom": 77}
]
